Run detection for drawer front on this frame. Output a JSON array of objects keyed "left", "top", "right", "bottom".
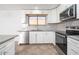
[
  {"left": 68, "top": 44, "right": 79, "bottom": 55},
  {"left": 68, "top": 38, "right": 79, "bottom": 55},
  {"left": 0, "top": 40, "right": 12, "bottom": 54},
  {"left": 70, "top": 39, "right": 79, "bottom": 45},
  {"left": 68, "top": 38, "right": 79, "bottom": 48},
  {"left": 0, "top": 39, "right": 15, "bottom": 55},
  {"left": 68, "top": 41, "right": 79, "bottom": 49},
  {"left": 0, "top": 40, "right": 11, "bottom": 49},
  {"left": 68, "top": 49, "right": 78, "bottom": 55},
  {"left": 4, "top": 41, "right": 15, "bottom": 55}
]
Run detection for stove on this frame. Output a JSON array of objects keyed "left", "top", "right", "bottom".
[
  {"left": 56, "top": 30, "right": 79, "bottom": 55},
  {"left": 56, "top": 31, "right": 67, "bottom": 55}
]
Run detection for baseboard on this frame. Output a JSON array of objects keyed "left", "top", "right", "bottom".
[
  {"left": 29, "top": 43, "right": 54, "bottom": 46},
  {"left": 18, "top": 43, "right": 54, "bottom": 46}
]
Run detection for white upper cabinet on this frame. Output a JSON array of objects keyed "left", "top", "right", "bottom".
[
  {"left": 47, "top": 4, "right": 73, "bottom": 23},
  {"left": 76, "top": 4, "right": 79, "bottom": 19},
  {"left": 47, "top": 8, "right": 60, "bottom": 23},
  {"left": 58, "top": 5, "right": 66, "bottom": 13}
]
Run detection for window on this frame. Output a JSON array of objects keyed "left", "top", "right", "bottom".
[
  {"left": 29, "top": 17, "right": 37, "bottom": 25},
  {"left": 29, "top": 16, "right": 46, "bottom": 26},
  {"left": 38, "top": 17, "right": 46, "bottom": 25}
]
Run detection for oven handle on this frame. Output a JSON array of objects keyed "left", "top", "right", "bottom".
[{"left": 56, "top": 33, "right": 66, "bottom": 38}]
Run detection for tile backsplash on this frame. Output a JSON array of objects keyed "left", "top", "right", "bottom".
[{"left": 50, "top": 19, "right": 79, "bottom": 31}]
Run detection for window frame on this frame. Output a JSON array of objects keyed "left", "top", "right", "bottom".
[{"left": 28, "top": 15, "right": 47, "bottom": 26}]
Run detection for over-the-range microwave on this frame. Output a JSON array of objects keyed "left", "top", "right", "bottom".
[{"left": 60, "top": 4, "right": 76, "bottom": 21}]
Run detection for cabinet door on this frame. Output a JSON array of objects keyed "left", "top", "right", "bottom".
[
  {"left": 77, "top": 4, "right": 79, "bottom": 19},
  {"left": 37, "top": 32, "right": 44, "bottom": 43},
  {"left": 0, "top": 43, "right": 6, "bottom": 55},
  {"left": 18, "top": 32, "right": 29, "bottom": 44},
  {"left": 19, "top": 32, "right": 25, "bottom": 44},
  {"left": 55, "top": 8, "right": 60, "bottom": 23},
  {"left": 29, "top": 32, "right": 37, "bottom": 44},
  {"left": 47, "top": 10, "right": 52, "bottom": 23},
  {"left": 67, "top": 37, "right": 79, "bottom": 55},
  {"left": 4, "top": 40, "right": 15, "bottom": 55},
  {"left": 46, "top": 32, "right": 55, "bottom": 45},
  {"left": 42, "top": 32, "right": 47, "bottom": 43},
  {"left": 48, "top": 9, "right": 57, "bottom": 23},
  {"left": 0, "top": 39, "right": 15, "bottom": 55},
  {"left": 47, "top": 9, "right": 60, "bottom": 23}
]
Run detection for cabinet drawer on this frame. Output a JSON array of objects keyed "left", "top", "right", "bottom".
[
  {"left": 4, "top": 45, "right": 15, "bottom": 55},
  {"left": 68, "top": 41, "right": 79, "bottom": 49},
  {"left": 0, "top": 43, "right": 6, "bottom": 49},
  {"left": 68, "top": 38, "right": 79, "bottom": 48},
  {"left": 0, "top": 39, "right": 15, "bottom": 55},
  {"left": 68, "top": 49, "right": 78, "bottom": 55},
  {"left": 71, "top": 48, "right": 79, "bottom": 55},
  {"left": 68, "top": 43, "right": 79, "bottom": 55},
  {"left": 0, "top": 40, "right": 12, "bottom": 50},
  {"left": 68, "top": 46, "right": 79, "bottom": 55}
]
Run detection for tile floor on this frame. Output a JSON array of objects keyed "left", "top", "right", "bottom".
[{"left": 15, "top": 43, "right": 58, "bottom": 55}]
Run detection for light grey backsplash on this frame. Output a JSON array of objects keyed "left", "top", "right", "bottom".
[
  {"left": 49, "top": 19, "right": 79, "bottom": 31},
  {"left": 27, "top": 25, "right": 53, "bottom": 31}
]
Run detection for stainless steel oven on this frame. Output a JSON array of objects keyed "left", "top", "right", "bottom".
[
  {"left": 60, "top": 4, "right": 76, "bottom": 21},
  {"left": 56, "top": 32, "right": 67, "bottom": 55}
]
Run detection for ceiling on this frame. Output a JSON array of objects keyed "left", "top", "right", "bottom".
[{"left": 0, "top": 4, "right": 59, "bottom": 10}]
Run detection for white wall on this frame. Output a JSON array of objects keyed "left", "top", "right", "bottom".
[
  {"left": 0, "top": 10, "right": 52, "bottom": 35},
  {"left": 0, "top": 10, "right": 26, "bottom": 35}
]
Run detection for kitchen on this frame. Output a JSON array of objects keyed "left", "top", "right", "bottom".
[{"left": 0, "top": 4, "right": 79, "bottom": 55}]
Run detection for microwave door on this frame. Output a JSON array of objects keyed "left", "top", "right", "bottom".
[
  {"left": 61, "top": 10, "right": 70, "bottom": 20},
  {"left": 60, "top": 4, "right": 76, "bottom": 21}
]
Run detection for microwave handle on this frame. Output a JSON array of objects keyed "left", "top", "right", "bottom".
[{"left": 68, "top": 9, "right": 70, "bottom": 16}]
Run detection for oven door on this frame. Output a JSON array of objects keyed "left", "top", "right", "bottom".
[{"left": 56, "top": 33, "right": 67, "bottom": 54}]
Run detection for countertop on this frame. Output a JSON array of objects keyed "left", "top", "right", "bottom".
[
  {"left": 0, "top": 35, "right": 17, "bottom": 44},
  {"left": 18, "top": 29, "right": 55, "bottom": 32},
  {"left": 56, "top": 31, "right": 66, "bottom": 35}
]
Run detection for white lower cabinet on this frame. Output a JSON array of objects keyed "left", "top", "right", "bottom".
[
  {"left": 46, "top": 32, "right": 55, "bottom": 45},
  {"left": 18, "top": 32, "right": 29, "bottom": 44},
  {"left": 0, "top": 39, "right": 15, "bottom": 55},
  {"left": 29, "top": 32, "right": 37, "bottom": 43},
  {"left": 29, "top": 31, "right": 55, "bottom": 45},
  {"left": 67, "top": 37, "right": 79, "bottom": 55},
  {"left": 37, "top": 32, "right": 44, "bottom": 43}
]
